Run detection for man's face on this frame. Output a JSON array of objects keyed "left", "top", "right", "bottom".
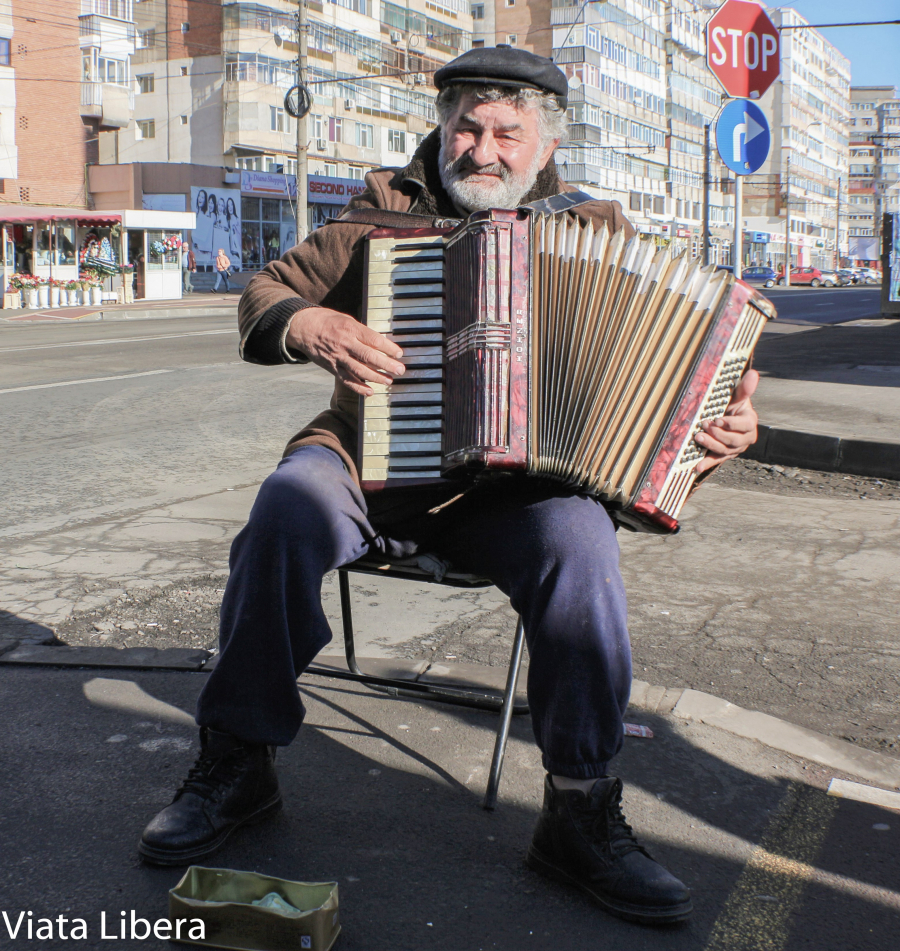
[{"left": 439, "top": 92, "right": 559, "bottom": 212}]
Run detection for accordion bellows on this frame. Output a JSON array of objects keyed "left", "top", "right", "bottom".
[{"left": 360, "top": 209, "right": 775, "bottom": 533}]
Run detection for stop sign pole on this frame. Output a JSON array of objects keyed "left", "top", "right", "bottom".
[{"left": 706, "top": 1, "right": 780, "bottom": 279}]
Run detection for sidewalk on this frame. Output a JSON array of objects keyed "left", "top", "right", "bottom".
[
  {"left": 1, "top": 659, "right": 898, "bottom": 950},
  {"left": 0, "top": 293, "right": 239, "bottom": 324},
  {"left": 745, "top": 316, "right": 900, "bottom": 479}
]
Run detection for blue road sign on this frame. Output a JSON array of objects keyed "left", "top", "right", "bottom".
[{"left": 715, "top": 99, "right": 770, "bottom": 175}]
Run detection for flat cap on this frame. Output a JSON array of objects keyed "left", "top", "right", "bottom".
[{"left": 434, "top": 45, "right": 568, "bottom": 109}]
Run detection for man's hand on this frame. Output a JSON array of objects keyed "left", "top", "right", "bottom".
[
  {"left": 693, "top": 369, "right": 759, "bottom": 475},
  {"left": 286, "top": 306, "right": 405, "bottom": 397}
]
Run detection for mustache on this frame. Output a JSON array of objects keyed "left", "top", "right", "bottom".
[{"left": 445, "top": 155, "right": 509, "bottom": 180}]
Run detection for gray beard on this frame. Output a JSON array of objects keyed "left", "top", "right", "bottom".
[{"left": 438, "top": 139, "right": 543, "bottom": 213}]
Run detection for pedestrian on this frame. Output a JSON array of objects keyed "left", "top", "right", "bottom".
[
  {"left": 212, "top": 248, "right": 231, "bottom": 293},
  {"left": 182, "top": 242, "right": 196, "bottom": 294},
  {"left": 139, "top": 46, "right": 759, "bottom": 927}
]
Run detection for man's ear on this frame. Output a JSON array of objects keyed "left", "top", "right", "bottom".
[{"left": 538, "top": 138, "right": 561, "bottom": 170}]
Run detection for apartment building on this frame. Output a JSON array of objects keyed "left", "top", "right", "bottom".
[
  {"left": 848, "top": 85, "right": 900, "bottom": 269},
  {"left": 742, "top": 6, "right": 850, "bottom": 272},
  {"left": 88, "top": 0, "right": 470, "bottom": 268}
]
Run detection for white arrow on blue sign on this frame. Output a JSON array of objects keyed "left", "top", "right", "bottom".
[{"left": 715, "top": 98, "right": 771, "bottom": 175}]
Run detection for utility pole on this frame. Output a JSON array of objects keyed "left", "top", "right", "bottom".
[
  {"left": 784, "top": 153, "right": 791, "bottom": 286},
  {"left": 702, "top": 123, "right": 711, "bottom": 265},
  {"left": 873, "top": 102, "right": 884, "bottom": 264},
  {"left": 733, "top": 171, "right": 742, "bottom": 279},
  {"left": 295, "top": 0, "right": 308, "bottom": 242},
  {"left": 834, "top": 176, "right": 841, "bottom": 270}
]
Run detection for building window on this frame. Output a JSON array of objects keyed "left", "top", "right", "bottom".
[
  {"left": 137, "top": 119, "right": 156, "bottom": 139},
  {"left": 0, "top": 39, "right": 9, "bottom": 67},
  {"left": 136, "top": 74, "right": 154, "bottom": 94},
  {"left": 180, "top": 66, "right": 188, "bottom": 76},
  {"left": 180, "top": 115, "right": 188, "bottom": 125},
  {"left": 181, "top": 22, "right": 189, "bottom": 32},
  {"left": 312, "top": 115, "right": 322, "bottom": 139},
  {"left": 629, "top": 192, "right": 642, "bottom": 212},
  {"left": 471, "top": 3, "right": 483, "bottom": 17},
  {"left": 653, "top": 196, "right": 665, "bottom": 215},
  {"left": 472, "top": 39, "right": 484, "bottom": 47},
  {"left": 505, "top": 0, "right": 515, "bottom": 5},
  {"left": 356, "top": 122, "right": 374, "bottom": 149},
  {"left": 270, "top": 106, "right": 286, "bottom": 132},
  {"left": 506, "top": 34, "right": 517, "bottom": 46},
  {"left": 328, "top": 117, "right": 342, "bottom": 142},
  {"left": 137, "top": 29, "right": 155, "bottom": 49},
  {"left": 348, "top": 166, "right": 363, "bottom": 180},
  {"left": 388, "top": 128, "right": 406, "bottom": 153},
  {"left": 324, "top": 162, "right": 338, "bottom": 177}
]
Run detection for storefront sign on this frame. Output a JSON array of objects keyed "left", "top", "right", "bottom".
[
  {"left": 308, "top": 175, "right": 367, "bottom": 205},
  {"left": 241, "top": 170, "right": 298, "bottom": 199},
  {"left": 143, "top": 193, "right": 187, "bottom": 212},
  {"left": 749, "top": 231, "right": 768, "bottom": 244}
]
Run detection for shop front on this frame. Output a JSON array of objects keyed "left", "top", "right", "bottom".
[
  {"left": 238, "top": 170, "right": 297, "bottom": 271},
  {"left": 0, "top": 206, "right": 196, "bottom": 307}
]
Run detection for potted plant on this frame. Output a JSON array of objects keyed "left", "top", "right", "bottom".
[
  {"left": 6, "top": 273, "right": 27, "bottom": 308},
  {"left": 19, "top": 274, "right": 40, "bottom": 309},
  {"left": 49, "top": 277, "right": 61, "bottom": 308},
  {"left": 37, "top": 277, "right": 50, "bottom": 309},
  {"left": 65, "top": 279, "right": 81, "bottom": 305}
]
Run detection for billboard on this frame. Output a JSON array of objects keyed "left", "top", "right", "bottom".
[
  {"left": 190, "top": 186, "right": 241, "bottom": 270},
  {"left": 890, "top": 213, "right": 899, "bottom": 304}
]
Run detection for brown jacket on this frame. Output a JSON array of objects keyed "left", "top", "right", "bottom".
[{"left": 238, "top": 129, "right": 635, "bottom": 482}]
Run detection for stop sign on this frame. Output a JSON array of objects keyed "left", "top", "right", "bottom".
[{"left": 706, "top": 0, "right": 780, "bottom": 100}]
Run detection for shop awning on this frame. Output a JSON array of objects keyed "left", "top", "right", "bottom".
[{"left": 0, "top": 206, "right": 122, "bottom": 225}]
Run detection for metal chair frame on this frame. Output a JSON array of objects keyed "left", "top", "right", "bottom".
[{"left": 306, "top": 559, "right": 528, "bottom": 810}]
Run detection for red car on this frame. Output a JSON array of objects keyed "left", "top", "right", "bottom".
[{"left": 776, "top": 267, "right": 824, "bottom": 286}]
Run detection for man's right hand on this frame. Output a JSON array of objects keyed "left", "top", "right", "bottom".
[{"left": 286, "top": 306, "right": 405, "bottom": 397}]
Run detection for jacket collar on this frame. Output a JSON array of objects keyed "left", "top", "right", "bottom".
[{"left": 400, "top": 127, "right": 564, "bottom": 217}]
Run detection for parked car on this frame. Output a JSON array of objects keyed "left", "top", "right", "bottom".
[
  {"left": 816, "top": 269, "right": 846, "bottom": 287},
  {"left": 739, "top": 265, "right": 777, "bottom": 287},
  {"left": 776, "top": 267, "right": 826, "bottom": 286},
  {"left": 856, "top": 267, "right": 882, "bottom": 285},
  {"left": 836, "top": 268, "right": 859, "bottom": 284}
]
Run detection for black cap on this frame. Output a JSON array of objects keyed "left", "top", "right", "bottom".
[{"left": 434, "top": 45, "right": 568, "bottom": 110}]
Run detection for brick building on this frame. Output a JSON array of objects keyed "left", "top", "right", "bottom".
[{"left": 3, "top": 0, "right": 92, "bottom": 209}]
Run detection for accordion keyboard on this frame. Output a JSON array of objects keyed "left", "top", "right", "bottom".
[{"left": 361, "top": 234, "right": 446, "bottom": 482}]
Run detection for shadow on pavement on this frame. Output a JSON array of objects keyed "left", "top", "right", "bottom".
[
  {"left": 0, "top": 668, "right": 897, "bottom": 951},
  {"left": 754, "top": 320, "right": 900, "bottom": 386}
]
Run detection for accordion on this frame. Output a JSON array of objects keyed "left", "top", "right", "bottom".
[{"left": 359, "top": 208, "right": 775, "bottom": 533}]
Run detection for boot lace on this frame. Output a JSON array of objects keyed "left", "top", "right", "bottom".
[
  {"left": 583, "top": 780, "right": 651, "bottom": 860},
  {"left": 173, "top": 748, "right": 248, "bottom": 801}
]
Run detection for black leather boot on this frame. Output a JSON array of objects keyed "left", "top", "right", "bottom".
[
  {"left": 138, "top": 728, "right": 282, "bottom": 866},
  {"left": 527, "top": 775, "right": 692, "bottom": 925}
]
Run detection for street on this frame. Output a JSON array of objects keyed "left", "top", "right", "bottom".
[
  {"left": 2, "top": 309, "right": 899, "bottom": 761},
  {"left": 760, "top": 286, "right": 883, "bottom": 325}
]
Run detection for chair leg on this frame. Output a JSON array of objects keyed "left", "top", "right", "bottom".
[
  {"left": 338, "top": 569, "right": 363, "bottom": 676},
  {"left": 482, "top": 616, "right": 526, "bottom": 811}
]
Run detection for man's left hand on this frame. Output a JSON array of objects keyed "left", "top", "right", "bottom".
[{"left": 693, "top": 369, "right": 759, "bottom": 475}]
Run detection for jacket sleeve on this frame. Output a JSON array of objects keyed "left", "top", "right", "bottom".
[{"left": 238, "top": 182, "right": 393, "bottom": 366}]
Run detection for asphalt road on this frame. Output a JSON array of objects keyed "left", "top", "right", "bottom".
[
  {"left": 2, "top": 310, "right": 899, "bottom": 763},
  {"left": 760, "top": 286, "right": 883, "bottom": 325}
]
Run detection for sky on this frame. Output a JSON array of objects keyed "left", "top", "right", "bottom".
[{"left": 771, "top": 1, "right": 900, "bottom": 91}]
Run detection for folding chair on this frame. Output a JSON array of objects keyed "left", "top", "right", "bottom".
[{"left": 307, "top": 554, "right": 528, "bottom": 810}]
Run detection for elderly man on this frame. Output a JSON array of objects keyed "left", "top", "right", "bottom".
[{"left": 139, "top": 47, "right": 758, "bottom": 926}]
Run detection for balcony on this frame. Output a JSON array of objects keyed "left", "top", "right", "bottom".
[{"left": 80, "top": 81, "right": 133, "bottom": 128}]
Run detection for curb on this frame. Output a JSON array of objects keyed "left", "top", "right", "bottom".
[
  {"left": 3, "top": 646, "right": 899, "bottom": 789},
  {"left": 746, "top": 423, "right": 900, "bottom": 481}
]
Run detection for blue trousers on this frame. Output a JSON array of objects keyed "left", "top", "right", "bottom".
[
  {"left": 197, "top": 446, "right": 632, "bottom": 778},
  {"left": 213, "top": 270, "right": 231, "bottom": 292}
]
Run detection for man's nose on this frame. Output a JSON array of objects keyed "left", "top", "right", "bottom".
[{"left": 469, "top": 132, "right": 501, "bottom": 167}]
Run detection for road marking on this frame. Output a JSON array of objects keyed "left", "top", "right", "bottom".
[
  {"left": 828, "top": 777, "right": 900, "bottom": 811},
  {"left": 0, "top": 328, "right": 237, "bottom": 354},
  {"left": 704, "top": 782, "right": 838, "bottom": 951},
  {"left": 0, "top": 362, "right": 240, "bottom": 395}
]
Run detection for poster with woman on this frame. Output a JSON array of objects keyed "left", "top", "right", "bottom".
[{"left": 191, "top": 187, "right": 240, "bottom": 270}]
